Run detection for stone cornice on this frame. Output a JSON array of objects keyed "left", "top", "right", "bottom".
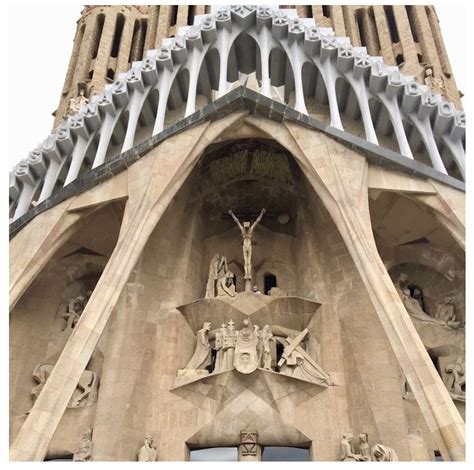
[
  {"left": 9, "top": 5, "right": 465, "bottom": 225},
  {"left": 9, "top": 86, "right": 465, "bottom": 240}
]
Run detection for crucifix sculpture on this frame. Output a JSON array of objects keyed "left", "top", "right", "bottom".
[{"left": 228, "top": 208, "right": 266, "bottom": 292}]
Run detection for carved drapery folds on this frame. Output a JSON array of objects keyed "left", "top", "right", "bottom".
[
  {"left": 177, "top": 317, "right": 331, "bottom": 387},
  {"left": 340, "top": 432, "right": 398, "bottom": 462}
]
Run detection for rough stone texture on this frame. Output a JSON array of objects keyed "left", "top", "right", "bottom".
[
  {"left": 9, "top": 4, "right": 465, "bottom": 463},
  {"left": 10, "top": 112, "right": 464, "bottom": 461},
  {"left": 53, "top": 4, "right": 462, "bottom": 128}
]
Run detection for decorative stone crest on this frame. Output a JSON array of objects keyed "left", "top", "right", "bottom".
[
  {"left": 234, "top": 318, "right": 259, "bottom": 374},
  {"left": 240, "top": 431, "right": 258, "bottom": 456}
]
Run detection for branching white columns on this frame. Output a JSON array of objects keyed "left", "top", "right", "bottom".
[
  {"left": 255, "top": 13, "right": 273, "bottom": 97},
  {"left": 215, "top": 11, "right": 233, "bottom": 98},
  {"left": 12, "top": 161, "right": 38, "bottom": 221},
  {"left": 9, "top": 113, "right": 245, "bottom": 461},
  {"left": 64, "top": 107, "right": 101, "bottom": 185},
  {"left": 344, "top": 52, "right": 379, "bottom": 145},
  {"left": 318, "top": 36, "right": 344, "bottom": 130},
  {"left": 377, "top": 93, "right": 414, "bottom": 159},
  {"left": 153, "top": 48, "right": 178, "bottom": 135},
  {"left": 184, "top": 29, "right": 209, "bottom": 117},
  {"left": 286, "top": 19, "right": 308, "bottom": 114},
  {"left": 121, "top": 67, "right": 147, "bottom": 153},
  {"left": 93, "top": 82, "right": 129, "bottom": 168}
]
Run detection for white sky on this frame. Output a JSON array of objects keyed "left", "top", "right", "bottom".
[{"left": 6, "top": 1, "right": 468, "bottom": 170}]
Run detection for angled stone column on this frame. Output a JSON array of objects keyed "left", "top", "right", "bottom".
[
  {"left": 243, "top": 116, "right": 465, "bottom": 461},
  {"left": 10, "top": 201, "right": 89, "bottom": 311},
  {"left": 9, "top": 113, "right": 246, "bottom": 461},
  {"left": 281, "top": 121, "right": 465, "bottom": 461}
]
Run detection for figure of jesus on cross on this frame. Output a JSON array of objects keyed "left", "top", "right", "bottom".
[{"left": 228, "top": 208, "right": 266, "bottom": 291}]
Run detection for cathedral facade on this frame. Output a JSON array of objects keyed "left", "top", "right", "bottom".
[{"left": 9, "top": 5, "right": 465, "bottom": 461}]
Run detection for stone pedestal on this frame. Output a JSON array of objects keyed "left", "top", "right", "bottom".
[
  {"left": 239, "top": 444, "right": 261, "bottom": 461},
  {"left": 244, "top": 278, "right": 252, "bottom": 292}
]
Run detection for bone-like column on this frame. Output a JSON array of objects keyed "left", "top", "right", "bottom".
[
  {"left": 377, "top": 94, "right": 414, "bottom": 159},
  {"left": 217, "top": 28, "right": 232, "bottom": 98},
  {"left": 256, "top": 27, "right": 272, "bottom": 98},
  {"left": 410, "top": 115, "right": 448, "bottom": 174},
  {"left": 441, "top": 136, "right": 465, "bottom": 180},
  {"left": 319, "top": 60, "right": 343, "bottom": 130}
]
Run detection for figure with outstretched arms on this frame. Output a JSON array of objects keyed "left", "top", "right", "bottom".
[{"left": 228, "top": 208, "right": 266, "bottom": 288}]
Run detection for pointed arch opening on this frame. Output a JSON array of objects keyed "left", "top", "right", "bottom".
[{"left": 227, "top": 33, "right": 262, "bottom": 85}]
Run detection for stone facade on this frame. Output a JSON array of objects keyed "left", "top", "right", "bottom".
[
  {"left": 53, "top": 4, "right": 462, "bottom": 127},
  {"left": 10, "top": 4, "right": 465, "bottom": 463}
]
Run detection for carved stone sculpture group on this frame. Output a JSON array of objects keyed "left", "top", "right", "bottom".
[
  {"left": 340, "top": 432, "right": 398, "bottom": 462},
  {"left": 395, "top": 273, "right": 461, "bottom": 329},
  {"left": 178, "top": 318, "right": 332, "bottom": 387}
]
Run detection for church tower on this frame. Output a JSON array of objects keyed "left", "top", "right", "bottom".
[{"left": 10, "top": 5, "right": 465, "bottom": 462}]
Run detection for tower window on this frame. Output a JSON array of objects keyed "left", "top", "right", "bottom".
[
  {"left": 111, "top": 14, "right": 125, "bottom": 58},
  {"left": 187, "top": 5, "right": 196, "bottom": 25},
  {"left": 170, "top": 6, "right": 178, "bottom": 26},
  {"left": 384, "top": 6, "right": 400, "bottom": 43},
  {"left": 91, "top": 14, "right": 105, "bottom": 60},
  {"left": 322, "top": 6, "right": 331, "bottom": 18},
  {"left": 305, "top": 6, "right": 313, "bottom": 18},
  {"left": 264, "top": 273, "right": 277, "bottom": 295},
  {"left": 417, "top": 53, "right": 424, "bottom": 64},
  {"left": 106, "top": 68, "right": 115, "bottom": 81},
  {"left": 434, "top": 451, "right": 443, "bottom": 461},
  {"left": 396, "top": 54, "right": 404, "bottom": 66},
  {"left": 356, "top": 9, "right": 366, "bottom": 47},
  {"left": 405, "top": 6, "right": 419, "bottom": 42}
]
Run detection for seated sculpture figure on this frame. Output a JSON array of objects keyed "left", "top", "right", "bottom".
[
  {"left": 216, "top": 270, "right": 236, "bottom": 297},
  {"left": 435, "top": 296, "right": 461, "bottom": 328},
  {"left": 340, "top": 433, "right": 363, "bottom": 461},
  {"left": 205, "top": 254, "right": 227, "bottom": 298},
  {"left": 358, "top": 433, "right": 372, "bottom": 461},
  {"left": 395, "top": 274, "right": 444, "bottom": 325},
  {"left": 372, "top": 443, "right": 398, "bottom": 461},
  {"left": 182, "top": 322, "right": 212, "bottom": 372},
  {"left": 445, "top": 356, "right": 465, "bottom": 399}
]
